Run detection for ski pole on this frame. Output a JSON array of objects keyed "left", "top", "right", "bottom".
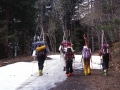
[
  {"left": 81, "top": 56, "right": 84, "bottom": 70},
  {"left": 90, "top": 57, "right": 94, "bottom": 75},
  {"left": 90, "top": 57, "right": 93, "bottom": 69},
  {"left": 81, "top": 57, "right": 85, "bottom": 75},
  {"left": 45, "top": 57, "right": 49, "bottom": 74},
  {"left": 80, "top": 55, "right": 84, "bottom": 76},
  {"left": 60, "top": 51, "right": 62, "bottom": 61},
  {"left": 73, "top": 58, "right": 76, "bottom": 76},
  {"left": 31, "top": 56, "right": 36, "bottom": 76},
  {"left": 100, "top": 56, "right": 103, "bottom": 70},
  {"left": 60, "top": 53, "right": 66, "bottom": 71}
]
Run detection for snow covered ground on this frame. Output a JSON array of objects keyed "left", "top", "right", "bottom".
[{"left": 0, "top": 55, "right": 102, "bottom": 90}]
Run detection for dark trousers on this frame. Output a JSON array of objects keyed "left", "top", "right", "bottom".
[
  {"left": 37, "top": 56, "right": 45, "bottom": 70},
  {"left": 102, "top": 53, "right": 109, "bottom": 70},
  {"left": 66, "top": 59, "right": 73, "bottom": 74}
]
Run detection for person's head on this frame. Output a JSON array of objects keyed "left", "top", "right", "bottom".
[
  {"left": 37, "top": 43, "right": 43, "bottom": 47},
  {"left": 83, "top": 34, "right": 86, "bottom": 37}
]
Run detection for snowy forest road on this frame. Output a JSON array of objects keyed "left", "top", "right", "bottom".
[{"left": 0, "top": 55, "right": 108, "bottom": 90}]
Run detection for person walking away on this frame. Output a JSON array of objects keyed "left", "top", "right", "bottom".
[
  {"left": 59, "top": 44, "right": 66, "bottom": 71},
  {"left": 59, "top": 40, "right": 74, "bottom": 71},
  {"left": 64, "top": 47, "right": 75, "bottom": 77},
  {"left": 99, "top": 43, "right": 110, "bottom": 76},
  {"left": 82, "top": 45, "right": 92, "bottom": 75},
  {"left": 36, "top": 44, "right": 48, "bottom": 76}
]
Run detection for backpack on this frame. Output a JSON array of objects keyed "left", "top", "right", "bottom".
[
  {"left": 36, "top": 49, "right": 47, "bottom": 58},
  {"left": 82, "top": 47, "right": 91, "bottom": 59},
  {"left": 36, "top": 50, "right": 44, "bottom": 56},
  {"left": 102, "top": 44, "right": 109, "bottom": 54},
  {"left": 65, "top": 48, "right": 74, "bottom": 60}
]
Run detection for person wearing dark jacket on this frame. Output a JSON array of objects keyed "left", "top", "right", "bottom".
[
  {"left": 36, "top": 44, "right": 48, "bottom": 76},
  {"left": 64, "top": 47, "right": 75, "bottom": 77},
  {"left": 99, "top": 43, "right": 110, "bottom": 76}
]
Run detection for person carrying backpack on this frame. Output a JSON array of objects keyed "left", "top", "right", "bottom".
[
  {"left": 82, "top": 34, "right": 92, "bottom": 75},
  {"left": 99, "top": 43, "right": 110, "bottom": 76},
  {"left": 82, "top": 45, "right": 92, "bottom": 75},
  {"left": 59, "top": 44, "right": 66, "bottom": 71},
  {"left": 36, "top": 44, "right": 48, "bottom": 76},
  {"left": 59, "top": 40, "right": 74, "bottom": 71},
  {"left": 64, "top": 47, "right": 75, "bottom": 77}
]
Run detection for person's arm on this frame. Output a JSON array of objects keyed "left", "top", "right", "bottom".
[
  {"left": 99, "top": 49, "right": 103, "bottom": 56},
  {"left": 59, "top": 45, "right": 62, "bottom": 51},
  {"left": 72, "top": 52, "right": 75, "bottom": 59}
]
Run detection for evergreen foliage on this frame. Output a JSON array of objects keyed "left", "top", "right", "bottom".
[
  {"left": 0, "top": 0, "right": 38, "bottom": 58},
  {"left": 1, "top": 0, "right": 120, "bottom": 59}
]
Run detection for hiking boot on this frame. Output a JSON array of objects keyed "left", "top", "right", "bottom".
[
  {"left": 69, "top": 73, "right": 72, "bottom": 76},
  {"left": 87, "top": 68, "right": 91, "bottom": 75},
  {"left": 39, "top": 70, "right": 43, "bottom": 76},
  {"left": 66, "top": 74, "right": 70, "bottom": 77},
  {"left": 87, "top": 72, "right": 91, "bottom": 75},
  {"left": 84, "top": 70, "right": 87, "bottom": 76},
  {"left": 103, "top": 70, "right": 107, "bottom": 76},
  {"left": 103, "top": 72, "right": 107, "bottom": 76}
]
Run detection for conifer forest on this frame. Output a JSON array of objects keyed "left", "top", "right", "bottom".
[{"left": 0, "top": 0, "right": 120, "bottom": 59}]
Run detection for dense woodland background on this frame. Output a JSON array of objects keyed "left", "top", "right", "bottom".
[{"left": 0, "top": 0, "right": 120, "bottom": 59}]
